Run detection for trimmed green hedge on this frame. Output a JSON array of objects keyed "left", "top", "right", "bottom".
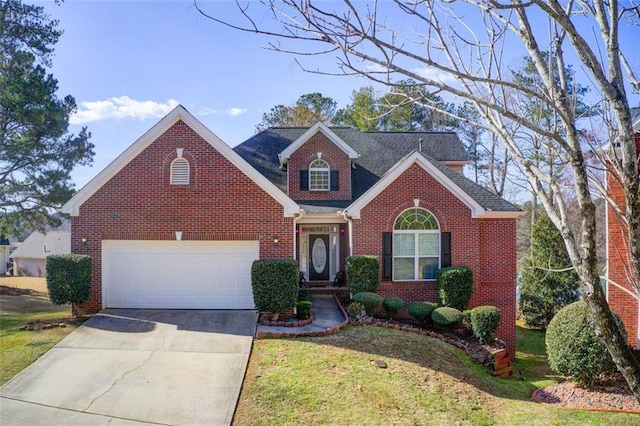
[
  {"left": 546, "top": 301, "right": 625, "bottom": 388},
  {"left": 346, "top": 256, "right": 380, "bottom": 294},
  {"left": 46, "top": 254, "right": 92, "bottom": 309},
  {"left": 437, "top": 266, "right": 473, "bottom": 311},
  {"left": 251, "top": 259, "right": 299, "bottom": 315},
  {"left": 470, "top": 306, "right": 501, "bottom": 344},
  {"left": 352, "top": 292, "right": 383, "bottom": 316},
  {"left": 431, "top": 306, "right": 463, "bottom": 327},
  {"left": 382, "top": 296, "right": 405, "bottom": 319},
  {"left": 407, "top": 301, "right": 437, "bottom": 324}
]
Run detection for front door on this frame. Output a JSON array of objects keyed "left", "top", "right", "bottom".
[{"left": 309, "top": 234, "right": 330, "bottom": 281}]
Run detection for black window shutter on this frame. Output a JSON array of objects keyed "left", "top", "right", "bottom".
[
  {"left": 441, "top": 232, "right": 451, "bottom": 268},
  {"left": 382, "top": 232, "right": 393, "bottom": 281},
  {"left": 330, "top": 170, "right": 339, "bottom": 191},
  {"left": 300, "top": 170, "right": 309, "bottom": 190}
]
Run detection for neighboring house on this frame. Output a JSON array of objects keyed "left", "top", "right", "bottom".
[
  {"left": 0, "top": 235, "right": 19, "bottom": 275},
  {"left": 62, "top": 105, "right": 522, "bottom": 351},
  {"left": 606, "top": 108, "right": 640, "bottom": 349},
  {"left": 10, "top": 222, "right": 71, "bottom": 277}
]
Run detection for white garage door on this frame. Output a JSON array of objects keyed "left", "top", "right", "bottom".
[{"left": 102, "top": 240, "right": 258, "bottom": 309}]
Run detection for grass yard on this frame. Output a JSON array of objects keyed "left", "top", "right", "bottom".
[
  {"left": 234, "top": 325, "right": 639, "bottom": 425},
  {"left": 0, "top": 277, "right": 78, "bottom": 386}
]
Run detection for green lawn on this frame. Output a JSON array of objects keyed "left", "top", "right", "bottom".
[
  {"left": 0, "top": 288, "right": 77, "bottom": 386},
  {"left": 234, "top": 325, "right": 639, "bottom": 425}
]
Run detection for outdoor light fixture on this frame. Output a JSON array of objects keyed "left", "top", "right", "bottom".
[
  {"left": 81, "top": 238, "right": 87, "bottom": 245},
  {"left": 273, "top": 236, "right": 280, "bottom": 244}
]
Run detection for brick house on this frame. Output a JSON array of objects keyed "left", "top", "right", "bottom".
[
  {"left": 606, "top": 110, "right": 640, "bottom": 349},
  {"left": 62, "top": 105, "right": 521, "bottom": 350}
]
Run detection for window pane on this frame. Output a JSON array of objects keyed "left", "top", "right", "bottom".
[
  {"left": 393, "top": 234, "right": 414, "bottom": 256},
  {"left": 418, "top": 233, "right": 439, "bottom": 256},
  {"left": 394, "top": 258, "right": 415, "bottom": 280},
  {"left": 309, "top": 170, "right": 329, "bottom": 190},
  {"left": 394, "top": 208, "right": 439, "bottom": 230},
  {"left": 419, "top": 257, "right": 439, "bottom": 280}
]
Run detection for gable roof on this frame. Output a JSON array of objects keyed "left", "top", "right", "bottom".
[
  {"left": 345, "top": 151, "right": 522, "bottom": 219},
  {"left": 278, "top": 122, "right": 359, "bottom": 163},
  {"left": 62, "top": 105, "right": 300, "bottom": 217},
  {"left": 234, "top": 126, "right": 470, "bottom": 198},
  {"left": 11, "top": 229, "right": 70, "bottom": 260}
]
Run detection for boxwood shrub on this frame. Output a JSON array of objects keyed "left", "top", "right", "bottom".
[
  {"left": 296, "top": 300, "right": 312, "bottom": 320},
  {"left": 382, "top": 296, "right": 405, "bottom": 319},
  {"left": 470, "top": 306, "right": 501, "bottom": 344},
  {"left": 346, "top": 255, "right": 380, "bottom": 294},
  {"left": 437, "top": 266, "right": 473, "bottom": 311},
  {"left": 251, "top": 259, "right": 299, "bottom": 316},
  {"left": 46, "top": 254, "right": 92, "bottom": 312},
  {"left": 431, "top": 306, "right": 463, "bottom": 327},
  {"left": 407, "top": 301, "right": 437, "bottom": 324},
  {"left": 546, "top": 300, "right": 625, "bottom": 388},
  {"left": 352, "top": 292, "right": 383, "bottom": 316}
]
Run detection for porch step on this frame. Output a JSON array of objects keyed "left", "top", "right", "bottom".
[
  {"left": 306, "top": 281, "right": 334, "bottom": 288},
  {"left": 307, "top": 286, "right": 349, "bottom": 295}
]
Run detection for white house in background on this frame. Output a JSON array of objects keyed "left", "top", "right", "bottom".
[
  {"left": 0, "top": 235, "right": 19, "bottom": 275},
  {"left": 10, "top": 222, "right": 71, "bottom": 277}
]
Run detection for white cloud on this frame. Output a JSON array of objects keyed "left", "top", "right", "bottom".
[
  {"left": 366, "top": 62, "right": 390, "bottom": 73},
  {"left": 413, "top": 67, "right": 457, "bottom": 84},
  {"left": 226, "top": 107, "right": 247, "bottom": 117},
  {"left": 70, "top": 96, "right": 180, "bottom": 124},
  {"left": 197, "top": 107, "right": 220, "bottom": 116}
]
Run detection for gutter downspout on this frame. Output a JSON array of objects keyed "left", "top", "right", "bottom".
[
  {"left": 292, "top": 209, "right": 305, "bottom": 260},
  {"left": 339, "top": 210, "right": 354, "bottom": 257}
]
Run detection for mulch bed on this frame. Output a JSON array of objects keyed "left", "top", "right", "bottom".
[{"left": 532, "top": 374, "right": 640, "bottom": 413}]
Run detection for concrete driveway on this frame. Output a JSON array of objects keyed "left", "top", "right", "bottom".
[{"left": 0, "top": 309, "right": 258, "bottom": 425}]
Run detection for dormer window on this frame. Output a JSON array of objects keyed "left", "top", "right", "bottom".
[
  {"left": 309, "top": 159, "right": 330, "bottom": 191},
  {"left": 170, "top": 157, "right": 190, "bottom": 185}
]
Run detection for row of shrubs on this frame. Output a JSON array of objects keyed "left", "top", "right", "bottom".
[{"left": 348, "top": 292, "right": 501, "bottom": 344}]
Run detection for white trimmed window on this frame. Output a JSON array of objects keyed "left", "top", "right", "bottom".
[
  {"left": 170, "top": 157, "right": 190, "bottom": 185},
  {"left": 393, "top": 208, "right": 440, "bottom": 280},
  {"left": 309, "top": 159, "right": 330, "bottom": 191}
]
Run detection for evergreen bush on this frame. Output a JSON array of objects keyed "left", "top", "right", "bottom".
[
  {"left": 431, "top": 306, "right": 463, "bottom": 327},
  {"left": 407, "top": 301, "right": 437, "bottom": 324},
  {"left": 346, "top": 256, "right": 380, "bottom": 294},
  {"left": 519, "top": 214, "right": 581, "bottom": 329},
  {"left": 436, "top": 266, "right": 473, "bottom": 311},
  {"left": 546, "top": 301, "right": 625, "bottom": 388},
  {"left": 352, "top": 292, "right": 383, "bottom": 316},
  {"left": 296, "top": 300, "right": 312, "bottom": 320},
  {"left": 382, "top": 296, "right": 405, "bottom": 319},
  {"left": 251, "top": 259, "right": 299, "bottom": 317},
  {"left": 46, "top": 254, "right": 92, "bottom": 315},
  {"left": 470, "top": 306, "right": 501, "bottom": 344}
]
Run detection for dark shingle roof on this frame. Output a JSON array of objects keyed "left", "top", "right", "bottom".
[{"left": 234, "top": 126, "right": 519, "bottom": 213}]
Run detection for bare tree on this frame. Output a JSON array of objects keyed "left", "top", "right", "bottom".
[{"left": 194, "top": 0, "right": 640, "bottom": 398}]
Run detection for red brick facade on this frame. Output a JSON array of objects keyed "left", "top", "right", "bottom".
[
  {"left": 72, "top": 120, "right": 293, "bottom": 313},
  {"left": 353, "top": 164, "right": 517, "bottom": 352},
  {"left": 606, "top": 132, "right": 640, "bottom": 348},
  {"left": 68, "top": 109, "right": 518, "bottom": 354},
  {"left": 288, "top": 132, "right": 352, "bottom": 201}
]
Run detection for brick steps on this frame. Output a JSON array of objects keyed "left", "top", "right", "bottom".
[{"left": 490, "top": 348, "right": 513, "bottom": 378}]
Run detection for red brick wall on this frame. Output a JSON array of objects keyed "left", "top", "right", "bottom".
[
  {"left": 353, "top": 163, "right": 517, "bottom": 353},
  {"left": 71, "top": 120, "right": 293, "bottom": 313},
  {"left": 288, "top": 131, "right": 351, "bottom": 200},
  {"left": 606, "top": 132, "right": 640, "bottom": 347}
]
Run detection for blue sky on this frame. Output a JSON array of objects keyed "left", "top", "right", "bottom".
[
  {"left": 38, "top": 1, "right": 639, "bottom": 190},
  {"left": 42, "top": 1, "right": 371, "bottom": 188}
]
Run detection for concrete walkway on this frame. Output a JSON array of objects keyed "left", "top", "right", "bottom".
[{"left": 256, "top": 294, "right": 348, "bottom": 337}]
